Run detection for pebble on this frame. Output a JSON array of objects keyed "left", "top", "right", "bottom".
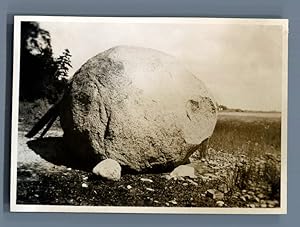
[
  {"left": 81, "top": 183, "right": 88, "bottom": 188},
  {"left": 67, "top": 199, "right": 74, "bottom": 204},
  {"left": 140, "top": 178, "right": 153, "bottom": 183},
  {"left": 206, "top": 189, "right": 224, "bottom": 200},
  {"left": 82, "top": 176, "right": 88, "bottom": 180},
  {"left": 261, "top": 203, "right": 267, "bottom": 208},
  {"left": 67, "top": 168, "right": 72, "bottom": 171},
  {"left": 249, "top": 204, "right": 256, "bottom": 208},
  {"left": 127, "top": 185, "right": 132, "bottom": 190},
  {"left": 146, "top": 187, "right": 155, "bottom": 192},
  {"left": 183, "top": 183, "right": 188, "bottom": 186},
  {"left": 187, "top": 179, "right": 198, "bottom": 186},
  {"left": 165, "top": 202, "right": 170, "bottom": 206},
  {"left": 162, "top": 175, "right": 172, "bottom": 180},
  {"left": 169, "top": 200, "right": 178, "bottom": 205},
  {"left": 254, "top": 196, "right": 260, "bottom": 203},
  {"left": 240, "top": 196, "right": 247, "bottom": 202},
  {"left": 245, "top": 194, "right": 252, "bottom": 200},
  {"left": 257, "top": 193, "right": 265, "bottom": 199},
  {"left": 216, "top": 201, "right": 225, "bottom": 207}
]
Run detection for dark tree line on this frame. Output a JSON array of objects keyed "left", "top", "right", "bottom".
[{"left": 19, "top": 21, "right": 72, "bottom": 104}]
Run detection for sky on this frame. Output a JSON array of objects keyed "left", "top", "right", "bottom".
[{"left": 39, "top": 19, "right": 285, "bottom": 111}]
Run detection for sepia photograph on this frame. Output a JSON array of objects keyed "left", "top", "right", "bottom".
[{"left": 10, "top": 16, "right": 288, "bottom": 214}]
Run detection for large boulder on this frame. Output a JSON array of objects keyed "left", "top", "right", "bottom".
[{"left": 60, "top": 46, "right": 217, "bottom": 172}]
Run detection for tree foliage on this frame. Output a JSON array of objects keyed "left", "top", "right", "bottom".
[
  {"left": 19, "top": 22, "right": 72, "bottom": 103},
  {"left": 55, "top": 49, "right": 72, "bottom": 82}
]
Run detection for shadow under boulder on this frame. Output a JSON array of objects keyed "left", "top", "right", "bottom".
[
  {"left": 26, "top": 137, "right": 192, "bottom": 174},
  {"left": 27, "top": 137, "right": 99, "bottom": 171}
]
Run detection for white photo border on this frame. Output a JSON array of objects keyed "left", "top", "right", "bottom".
[{"left": 10, "top": 16, "right": 289, "bottom": 214}]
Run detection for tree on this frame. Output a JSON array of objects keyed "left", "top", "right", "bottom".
[
  {"left": 19, "top": 22, "right": 70, "bottom": 103},
  {"left": 55, "top": 49, "right": 72, "bottom": 83},
  {"left": 20, "top": 22, "right": 56, "bottom": 102}
]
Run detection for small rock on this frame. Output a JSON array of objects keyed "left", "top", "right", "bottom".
[
  {"left": 266, "top": 200, "right": 277, "bottom": 207},
  {"left": 146, "top": 187, "right": 155, "bottom": 192},
  {"left": 245, "top": 194, "right": 252, "bottom": 200},
  {"left": 82, "top": 176, "right": 88, "bottom": 180},
  {"left": 165, "top": 202, "right": 170, "bottom": 206},
  {"left": 140, "top": 178, "right": 153, "bottom": 183},
  {"left": 260, "top": 203, "right": 267, "bottom": 208},
  {"left": 206, "top": 189, "right": 216, "bottom": 197},
  {"left": 67, "top": 199, "right": 74, "bottom": 204},
  {"left": 169, "top": 200, "right": 177, "bottom": 205},
  {"left": 170, "top": 165, "right": 196, "bottom": 178},
  {"left": 81, "top": 183, "right": 88, "bottom": 188},
  {"left": 216, "top": 201, "right": 225, "bottom": 207},
  {"left": 183, "top": 183, "right": 188, "bottom": 186},
  {"left": 240, "top": 196, "right": 247, "bottom": 202},
  {"left": 154, "top": 200, "right": 160, "bottom": 204},
  {"left": 34, "top": 194, "right": 39, "bottom": 198},
  {"left": 206, "top": 189, "right": 224, "bottom": 200},
  {"left": 127, "top": 185, "right": 132, "bottom": 190},
  {"left": 257, "top": 193, "right": 265, "bottom": 199},
  {"left": 162, "top": 175, "right": 172, "bottom": 180},
  {"left": 249, "top": 204, "right": 256, "bottom": 208},
  {"left": 242, "top": 189, "right": 247, "bottom": 194},
  {"left": 67, "top": 168, "right": 72, "bottom": 171},
  {"left": 254, "top": 196, "right": 260, "bottom": 203},
  {"left": 201, "top": 158, "right": 206, "bottom": 162},
  {"left": 187, "top": 179, "right": 198, "bottom": 186},
  {"left": 92, "top": 159, "right": 121, "bottom": 181}
]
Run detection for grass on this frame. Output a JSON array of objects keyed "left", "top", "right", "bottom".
[
  {"left": 209, "top": 114, "right": 281, "bottom": 157},
  {"left": 209, "top": 113, "right": 281, "bottom": 201}
]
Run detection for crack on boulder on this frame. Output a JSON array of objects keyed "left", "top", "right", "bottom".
[{"left": 104, "top": 114, "right": 113, "bottom": 140}]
